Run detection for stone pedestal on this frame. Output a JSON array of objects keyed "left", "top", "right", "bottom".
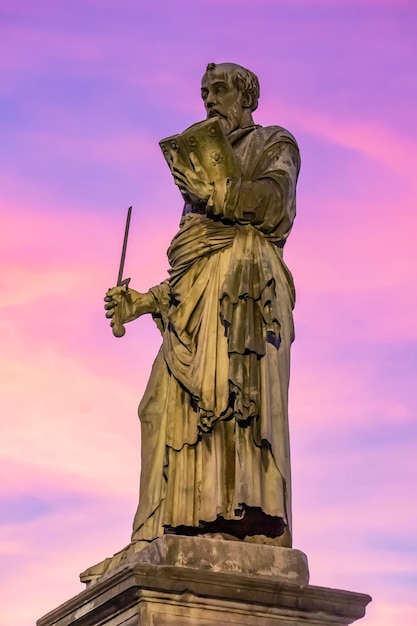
[{"left": 37, "top": 537, "right": 371, "bottom": 626}]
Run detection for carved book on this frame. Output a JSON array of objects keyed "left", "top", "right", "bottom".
[{"left": 159, "top": 117, "right": 239, "bottom": 184}]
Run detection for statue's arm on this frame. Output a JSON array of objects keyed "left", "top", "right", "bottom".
[
  {"left": 148, "top": 280, "right": 171, "bottom": 333},
  {"left": 211, "top": 140, "right": 300, "bottom": 236}
]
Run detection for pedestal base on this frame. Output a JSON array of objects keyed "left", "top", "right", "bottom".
[{"left": 37, "top": 537, "right": 371, "bottom": 626}]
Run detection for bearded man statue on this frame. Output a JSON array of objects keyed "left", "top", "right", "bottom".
[{"left": 104, "top": 62, "right": 300, "bottom": 553}]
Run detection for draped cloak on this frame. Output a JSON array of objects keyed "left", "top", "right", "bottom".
[{"left": 131, "top": 124, "right": 300, "bottom": 545}]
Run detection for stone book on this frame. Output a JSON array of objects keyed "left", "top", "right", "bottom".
[{"left": 159, "top": 117, "right": 239, "bottom": 184}]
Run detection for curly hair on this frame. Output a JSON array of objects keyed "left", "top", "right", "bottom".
[{"left": 205, "top": 62, "right": 260, "bottom": 111}]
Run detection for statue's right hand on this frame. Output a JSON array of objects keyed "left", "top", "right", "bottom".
[{"left": 104, "top": 287, "right": 156, "bottom": 336}]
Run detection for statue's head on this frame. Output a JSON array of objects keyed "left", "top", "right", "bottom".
[{"left": 201, "top": 62, "right": 260, "bottom": 134}]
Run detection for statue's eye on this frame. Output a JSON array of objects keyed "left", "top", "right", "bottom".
[
  {"left": 201, "top": 89, "right": 208, "bottom": 100},
  {"left": 216, "top": 85, "right": 226, "bottom": 95}
]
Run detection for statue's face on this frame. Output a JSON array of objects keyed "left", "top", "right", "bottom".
[{"left": 201, "top": 68, "right": 245, "bottom": 134}]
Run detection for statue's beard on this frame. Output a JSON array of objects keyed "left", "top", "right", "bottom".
[{"left": 215, "top": 104, "right": 243, "bottom": 135}]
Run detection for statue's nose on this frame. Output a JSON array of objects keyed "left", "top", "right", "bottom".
[{"left": 205, "top": 92, "right": 216, "bottom": 108}]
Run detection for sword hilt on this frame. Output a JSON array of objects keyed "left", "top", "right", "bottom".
[
  {"left": 111, "top": 317, "right": 126, "bottom": 338},
  {"left": 111, "top": 278, "right": 131, "bottom": 338}
]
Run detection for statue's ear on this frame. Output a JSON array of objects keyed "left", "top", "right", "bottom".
[{"left": 242, "top": 91, "right": 253, "bottom": 109}]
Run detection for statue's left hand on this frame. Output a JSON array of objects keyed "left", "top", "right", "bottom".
[{"left": 171, "top": 152, "right": 213, "bottom": 203}]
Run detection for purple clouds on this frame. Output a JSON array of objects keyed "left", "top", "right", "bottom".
[{"left": 1, "top": 1, "right": 416, "bottom": 624}]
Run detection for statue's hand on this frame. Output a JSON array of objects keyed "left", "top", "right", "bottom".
[
  {"left": 104, "top": 287, "right": 156, "bottom": 336},
  {"left": 171, "top": 152, "right": 213, "bottom": 203}
]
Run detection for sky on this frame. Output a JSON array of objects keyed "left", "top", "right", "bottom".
[{"left": 1, "top": 0, "right": 416, "bottom": 624}]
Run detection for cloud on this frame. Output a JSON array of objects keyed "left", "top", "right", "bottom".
[
  {"left": 0, "top": 491, "right": 135, "bottom": 626},
  {"left": 16, "top": 130, "right": 160, "bottom": 170},
  {"left": 259, "top": 103, "right": 417, "bottom": 180},
  {"left": 0, "top": 340, "right": 141, "bottom": 490},
  {"left": 0, "top": 205, "right": 170, "bottom": 496},
  {"left": 1, "top": 3, "right": 416, "bottom": 625},
  {"left": 291, "top": 432, "right": 417, "bottom": 626}
]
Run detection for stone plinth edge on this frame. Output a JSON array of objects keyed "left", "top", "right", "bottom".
[
  {"left": 37, "top": 559, "right": 372, "bottom": 626},
  {"left": 135, "top": 535, "right": 310, "bottom": 583}
]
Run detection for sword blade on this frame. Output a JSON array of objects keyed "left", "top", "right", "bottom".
[{"left": 117, "top": 206, "right": 132, "bottom": 286}]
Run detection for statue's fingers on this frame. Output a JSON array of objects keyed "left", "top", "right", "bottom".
[
  {"left": 189, "top": 152, "right": 206, "bottom": 177},
  {"left": 171, "top": 165, "right": 189, "bottom": 180},
  {"left": 173, "top": 166, "right": 192, "bottom": 181},
  {"left": 105, "top": 309, "right": 115, "bottom": 319},
  {"left": 178, "top": 186, "right": 190, "bottom": 197},
  {"left": 170, "top": 151, "right": 180, "bottom": 166},
  {"left": 173, "top": 173, "right": 188, "bottom": 188},
  {"left": 104, "top": 296, "right": 121, "bottom": 307},
  {"left": 168, "top": 152, "right": 181, "bottom": 173},
  {"left": 106, "top": 286, "right": 125, "bottom": 298},
  {"left": 189, "top": 152, "right": 200, "bottom": 170}
]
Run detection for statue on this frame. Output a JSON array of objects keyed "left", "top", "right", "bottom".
[
  {"left": 104, "top": 62, "right": 300, "bottom": 552},
  {"left": 39, "top": 63, "right": 372, "bottom": 626}
]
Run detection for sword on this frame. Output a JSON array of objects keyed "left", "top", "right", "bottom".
[{"left": 111, "top": 206, "right": 132, "bottom": 338}]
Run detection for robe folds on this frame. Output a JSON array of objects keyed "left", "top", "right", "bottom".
[{"left": 132, "top": 124, "right": 300, "bottom": 545}]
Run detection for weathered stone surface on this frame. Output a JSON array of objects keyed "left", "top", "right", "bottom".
[
  {"left": 130, "top": 535, "right": 310, "bottom": 583},
  {"left": 38, "top": 540, "right": 371, "bottom": 626},
  {"left": 80, "top": 535, "right": 310, "bottom": 586}
]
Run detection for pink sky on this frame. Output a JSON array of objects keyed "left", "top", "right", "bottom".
[{"left": 1, "top": 1, "right": 416, "bottom": 624}]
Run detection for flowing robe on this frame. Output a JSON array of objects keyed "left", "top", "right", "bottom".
[{"left": 132, "top": 124, "right": 300, "bottom": 545}]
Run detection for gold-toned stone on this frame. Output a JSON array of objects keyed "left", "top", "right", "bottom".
[{"left": 101, "top": 63, "right": 301, "bottom": 574}]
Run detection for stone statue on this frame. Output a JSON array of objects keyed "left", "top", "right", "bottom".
[
  {"left": 39, "top": 63, "right": 372, "bottom": 626},
  {"left": 104, "top": 62, "right": 300, "bottom": 552}
]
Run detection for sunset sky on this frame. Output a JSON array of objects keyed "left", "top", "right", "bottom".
[{"left": 1, "top": 1, "right": 416, "bottom": 624}]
